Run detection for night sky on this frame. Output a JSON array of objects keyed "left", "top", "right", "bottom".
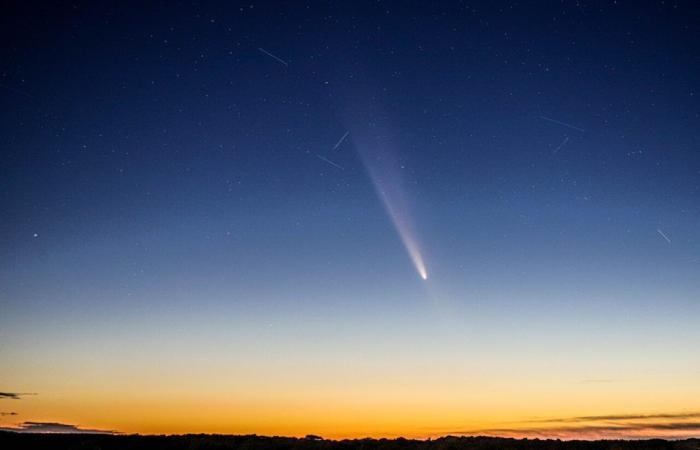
[{"left": 1, "top": 1, "right": 699, "bottom": 440}]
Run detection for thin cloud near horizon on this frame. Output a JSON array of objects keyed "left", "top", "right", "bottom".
[
  {"left": 0, "top": 421, "right": 118, "bottom": 435},
  {"left": 442, "top": 411, "right": 700, "bottom": 440},
  {"left": 528, "top": 412, "right": 700, "bottom": 423},
  {"left": 0, "top": 392, "right": 37, "bottom": 400}
]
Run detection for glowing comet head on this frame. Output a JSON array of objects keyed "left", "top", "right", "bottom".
[
  {"left": 397, "top": 223, "right": 428, "bottom": 281},
  {"left": 383, "top": 194, "right": 429, "bottom": 281}
]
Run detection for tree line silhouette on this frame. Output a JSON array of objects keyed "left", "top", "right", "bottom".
[{"left": 1, "top": 433, "right": 698, "bottom": 450}]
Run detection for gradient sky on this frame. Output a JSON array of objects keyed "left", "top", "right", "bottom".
[{"left": 1, "top": 0, "right": 699, "bottom": 440}]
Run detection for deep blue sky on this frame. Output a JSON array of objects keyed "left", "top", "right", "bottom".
[{"left": 1, "top": 1, "right": 699, "bottom": 438}]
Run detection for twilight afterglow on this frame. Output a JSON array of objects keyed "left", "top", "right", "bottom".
[{"left": 1, "top": 1, "right": 699, "bottom": 442}]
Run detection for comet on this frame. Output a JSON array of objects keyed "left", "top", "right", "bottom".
[
  {"left": 344, "top": 103, "right": 429, "bottom": 281},
  {"left": 375, "top": 185, "right": 429, "bottom": 280}
]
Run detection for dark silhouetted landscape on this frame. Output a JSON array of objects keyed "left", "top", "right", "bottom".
[{"left": 1, "top": 433, "right": 699, "bottom": 450}]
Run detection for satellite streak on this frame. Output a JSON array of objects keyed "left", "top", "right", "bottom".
[
  {"left": 257, "top": 47, "right": 288, "bottom": 66},
  {"left": 657, "top": 228, "right": 672, "bottom": 244},
  {"left": 539, "top": 115, "right": 585, "bottom": 133},
  {"left": 332, "top": 131, "right": 350, "bottom": 150},
  {"left": 553, "top": 136, "right": 569, "bottom": 154},
  {"left": 315, "top": 154, "right": 344, "bottom": 170}
]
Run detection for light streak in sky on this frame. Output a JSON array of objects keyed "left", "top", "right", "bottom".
[
  {"left": 257, "top": 47, "right": 288, "bottom": 66},
  {"left": 657, "top": 228, "right": 672, "bottom": 244},
  {"left": 375, "top": 185, "right": 429, "bottom": 280},
  {"left": 539, "top": 115, "right": 585, "bottom": 133},
  {"left": 552, "top": 136, "right": 569, "bottom": 154},
  {"left": 315, "top": 153, "right": 344, "bottom": 170},
  {"left": 332, "top": 131, "right": 350, "bottom": 150},
  {"left": 345, "top": 106, "right": 429, "bottom": 281}
]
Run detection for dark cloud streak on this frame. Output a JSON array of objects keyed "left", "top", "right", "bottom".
[
  {"left": 0, "top": 392, "right": 36, "bottom": 400},
  {"left": 0, "top": 421, "right": 118, "bottom": 434},
  {"left": 529, "top": 412, "right": 700, "bottom": 423},
  {"left": 445, "top": 412, "right": 700, "bottom": 439}
]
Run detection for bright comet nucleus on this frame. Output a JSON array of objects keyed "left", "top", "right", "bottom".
[{"left": 378, "top": 188, "right": 429, "bottom": 281}]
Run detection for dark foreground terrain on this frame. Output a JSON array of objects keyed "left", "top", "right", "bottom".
[{"left": 1, "top": 433, "right": 698, "bottom": 450}]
